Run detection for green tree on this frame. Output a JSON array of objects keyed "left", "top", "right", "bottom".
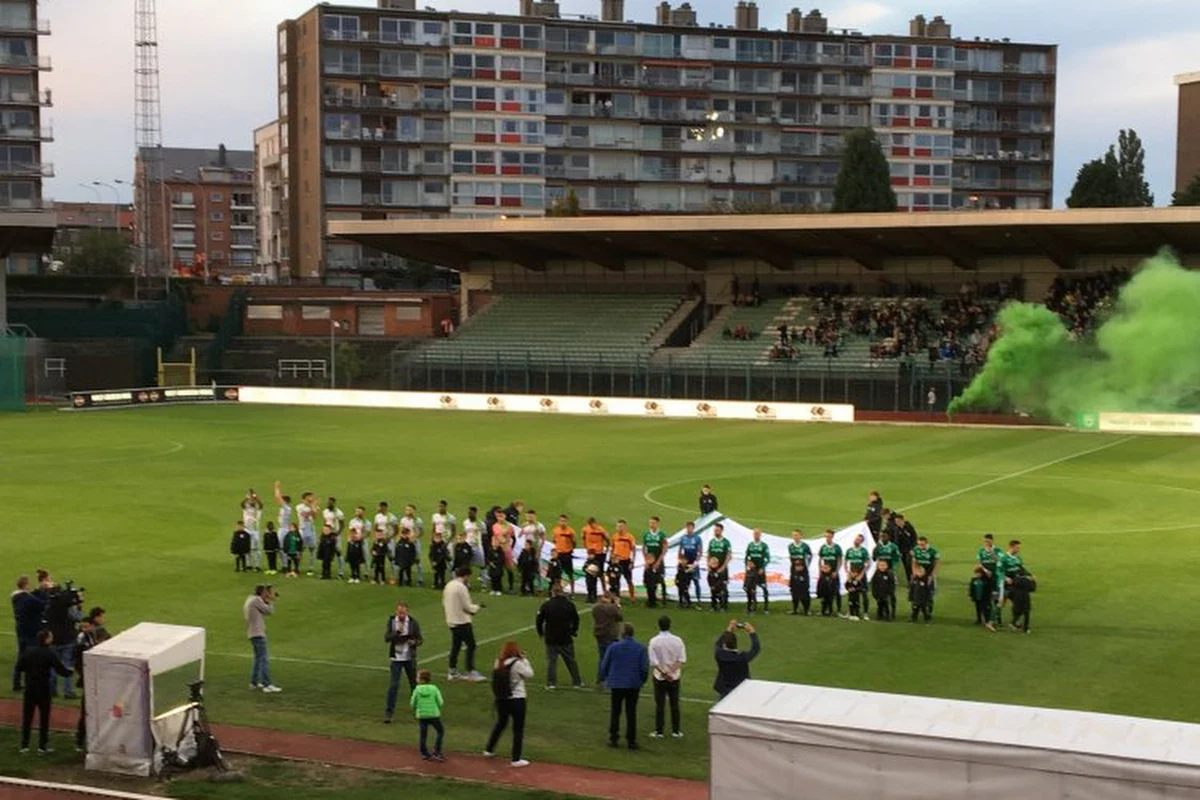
[
  {"left": 64, "top": 230, "right": 133, "bottom": 276},
  {"left": 1115, "top": 129, "right": 1153, "bottom": 206},
  {"left": 1066, "top": 153, "right": 1125, "bottom": 208},
  {"left": 832, "top": 127, "right": 897, "bottom": 213},
  {"left": 1172, "top": 174, "right": 1200, "bottom": 206},
  {"left": 335, "top": 341, "right": 363, "bottom": 388},
  {"left": 547, "top": 188, "right": 581, "bottom": 217}
]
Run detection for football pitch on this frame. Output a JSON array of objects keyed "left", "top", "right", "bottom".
[{"left": 3, "top": 405, "right": 1199, "bottom": 781}]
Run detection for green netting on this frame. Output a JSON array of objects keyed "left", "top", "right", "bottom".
[{"left": 0, "top": 335, "right": 25, "bottom": 411}]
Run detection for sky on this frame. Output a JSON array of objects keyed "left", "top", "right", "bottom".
[{"left": 45, "top": 0, "right": 1199, "bottom": 206}]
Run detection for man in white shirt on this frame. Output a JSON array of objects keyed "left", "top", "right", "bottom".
[
  {"left": 241, "top": 490, "right": 263, "bottom": 572},
  {"left": 382, "top": 602, "right": 423, "bottom": 723},
  {"left": 273, "top": 481, "right": 292, "bottom": 540},
  {"left": 431, "top": 499, "right": 457, "bottom": 539},
  {"left": 647, "top": 615, "right": 686, "bottom": 739},
  {"left": 519, "top": 510, "right": 547, "bottom": 595},
  {"left": 400, "top": 504, "right": 426, "bottom": 587},
  {"left": 323, "top": 497, "right": 346, "bottom": 580},
  {"left": 296, "top": 492, "right": 318, "bottom": 575},
  {"left": 441, "top": 567, "right": 485, "bottom": 682}
]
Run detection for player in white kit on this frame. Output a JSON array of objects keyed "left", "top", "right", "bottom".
[
  {"left": 462, "top": 506, "right": 486, "bottom": 589},
  {"left": 241, "top": 489, "right": 264, "bottom": 572},
  {"left": 296, "top": 492, "right": 319, "bottom": 575},
  {"left": 323, "top": 497, "right": 346, "bottom": 579}
]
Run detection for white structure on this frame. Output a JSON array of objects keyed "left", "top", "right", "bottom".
[
  {"left": 710, "top": 681, "right": 1200, "bottom": 800},
  {"left": 83, "top": 623, "right": 206, "bottom": 777},
  {"left": 254, "top": 119, "right": 286, "bottom": 281}
]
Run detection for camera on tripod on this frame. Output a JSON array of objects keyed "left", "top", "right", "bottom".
[{"left": 187, "top": 679, "right": 205, "bottom": 704}]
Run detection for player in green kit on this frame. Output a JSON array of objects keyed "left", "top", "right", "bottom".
[
  {"left": 844, "top": 533, "right": 872, "bottom": 617},
  {"left": 744, "top": 528, "right": 771, "bottom": 615},
  {"left": 988, "top": 539, "right": 1024, "bottom": 632},
  {"left": 910, "top": 536, "right": 941, "bottom": 618},
  {"left": 707, "top": 525, "right": 732, "bottom": 612},
  {"left": 976, "top": 534, "right": 1001, "bottom": 626},
  {"left": 818, "top": 529, "right": 844, "bottom": 616},
  {"left": 788, "top": 529, "right": 812, "bottom": 615},
  {"left": 642, "top": 516, "right": 669, "bottom": 608}
]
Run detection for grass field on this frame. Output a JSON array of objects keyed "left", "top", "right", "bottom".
[{"left": 2, "top": 406, "right": 1200, "bottom": 781}]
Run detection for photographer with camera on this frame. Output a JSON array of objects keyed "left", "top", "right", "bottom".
[
  {"left": 42, "top": 574, "right": 83, "bottom": 699},
  {"left": 243, "top": 585, "right": 281, "bottom": 693},
  {"left": 713, "top": 619, "right": 760, "bottom": 699},
  {"left": 383, "top": 601, "right": 423, "bottom": 724},
  {"left": 11, "top": 574, "right": 48, "bottom": 693}
]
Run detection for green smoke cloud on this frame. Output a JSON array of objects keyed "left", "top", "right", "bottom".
[{"left": 950, "top": 253, "right": 1200, "bottom": 422}]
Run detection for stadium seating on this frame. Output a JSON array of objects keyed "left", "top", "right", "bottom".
[{"left": 415, "top": 294, "right": 684, "bottom": 367}]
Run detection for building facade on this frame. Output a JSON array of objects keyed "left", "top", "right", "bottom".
[
  {"left": 277, "top": 0, "right": 1056, "bottom": 278},
  {"left": 0, "top": 0, "right": 52, "bottom": 274},
  {"left": 135, "top": 144, "right": 257, "bottom": 279},
  {"left": 52, "top": 200, "right": 135, "bottom": 268},
  {"left": 1176, "top": 71, "right": 1200, "bottom": 195},
  {"left": 254, "top": 120, "right": 288, "bottom": 280}
]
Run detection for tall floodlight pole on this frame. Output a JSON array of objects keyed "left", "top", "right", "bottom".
[{"left": 134, "top": 0, "right": 165, "bottom": 289}]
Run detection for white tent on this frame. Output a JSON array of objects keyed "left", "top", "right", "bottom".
[
  {"left": 516, "top": 512, "right": 874, "bottom": 600},
  {"left": 710, "top": 681, "right": 1200, "bottom": 800},
  {"left": 83, "top": 622, "right": 206, "bottom": 777}
]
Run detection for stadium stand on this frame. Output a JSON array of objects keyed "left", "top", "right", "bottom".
[{"left": 416, "top": 294, "right": 684, "bottom": 366}]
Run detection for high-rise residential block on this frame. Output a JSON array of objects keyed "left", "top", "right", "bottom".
[{"left": 277, "top": 0, "right": 1056, "bottom": 278}]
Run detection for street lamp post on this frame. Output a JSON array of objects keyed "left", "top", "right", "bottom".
[
  {"left": 329, "top": 318, "right": 348, "bottom": 389},
  {"left": 93, "top": 181, "right": 120, "bottom": 235}
]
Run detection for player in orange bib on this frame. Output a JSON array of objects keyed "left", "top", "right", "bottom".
[
  {"left": 581, "top": 517, "right": 610, "bottom": 603},
  {"left": 551, "top": 514, "right": 577, "bottom": 595},
  {"left": 609, "top": 519, "right": 637, "bottom": 604}
]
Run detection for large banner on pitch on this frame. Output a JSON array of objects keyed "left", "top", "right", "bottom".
[{"left": 509, "top": 513, "right": 874, "bottom": 600}]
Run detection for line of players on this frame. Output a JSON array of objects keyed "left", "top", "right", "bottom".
[{"left": 230, "top": 483, "right": 1032, "bottom": 630}]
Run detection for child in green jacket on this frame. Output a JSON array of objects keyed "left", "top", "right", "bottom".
[
  {"left": 411, "top": 670, "right": 445, "bottom": 761},
  {"left": 283, "top": 524, "right": 303, "bottom": 577}
]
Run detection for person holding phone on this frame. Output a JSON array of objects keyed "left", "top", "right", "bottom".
[
  {"left": 713, "top": 619, "right": 759, "bottom": 699},
  {"left": 243, "top": 585, "right": 281, "bottom": 693}
]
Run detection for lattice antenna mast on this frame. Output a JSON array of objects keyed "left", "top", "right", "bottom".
[{"left": 134, "top": 0, "right": 164, "bottom": 277}]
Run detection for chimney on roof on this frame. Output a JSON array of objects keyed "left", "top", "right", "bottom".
[
  {"left": 520, "top": 0, "right": 534, "bottom": 14},
  {"left": 218, "top": 143, "right": 227, "bottom": 167},
  {"left": 786, "top": 7, "right": 803, "bottom": 32},
  {"left": 735, "top": 1, "right": 759, "bottom": 30},
  {"left": 600, "top": 0, "right": 624, "bottom": 22},
  {"left": 672, "top": 2, "right": 697, "bottom": 25},
  {"left": 656, "top": 1, "right": 671, "bottom": 24},
  {"left": 909, "top": 14, "right": 926, "bottom": 36},
  {"left": 926, "top": 15, "right": 951, "bottom": 37},
  {"left": 801, "top": 9, "right": 826, "bottom": 33},
  {"left": 377, "top": 0, "right": 416, "bottom": 8}
]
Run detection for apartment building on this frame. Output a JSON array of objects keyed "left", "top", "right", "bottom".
[
  {"left": 277, "top": 0, "right": 1056, "bottom": 278},
  {"left": 135, "top": 144, "right": 256, "bottom": 279},
  {"left": 254, "top": 120, "right": 288, "bottom": 280},
  {"left": 1176, "top": 71, "right": 1200, "bottom": 195},
  {"left": 0, "top": 0, "right": 52, "bottom": 274}
]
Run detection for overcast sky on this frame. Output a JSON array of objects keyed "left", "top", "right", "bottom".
[{"left": 46, "top": 0, "right": 1198, "bottom": 206}]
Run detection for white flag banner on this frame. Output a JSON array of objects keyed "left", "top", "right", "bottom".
[{"left": 504, "top": 512, "right": 875, "bottom": 601}]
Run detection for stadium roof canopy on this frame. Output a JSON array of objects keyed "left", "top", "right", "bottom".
[{"left": 331, "top": 207, "right": 1200, "bottom": 272}]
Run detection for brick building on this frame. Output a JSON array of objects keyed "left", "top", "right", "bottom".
[
  {"left": 52, "top": 200, "right": 135, "bottom": 268},
  {"left": 134, "top": 144, "right": 257, "bottom": 280}
]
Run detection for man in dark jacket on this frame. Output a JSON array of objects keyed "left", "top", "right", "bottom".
[
  {"left": 698, "top": 484, "right": 719, "bottom": 516},
  {"left": 535, "top": 584, "right": 582, "bottom": 689},
  {"left": 598, "top": 623, "right": 648, "bottom": 751},
  {"left": 713, "top": 620, "right": 760, "bottom": 699},
  {"left": 383, "top": 602, "right": 423, "bottom": 724},
  {"left": 591, "top": 592, "right": 622, "bottom": 685},
  {"left": 11, "top": 575, "right": 47, "bottom": 692},
  {"left": 17, "top": 629, "right": 72, "bottom": 753}
]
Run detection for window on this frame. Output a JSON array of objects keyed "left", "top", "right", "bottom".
[
  {"left": 232, "top": 210, "right": 254, "bottom": 226},
  {"left": 323, "top": 47, "right": 360, "bottom": 75},
  {"left": 382, "top": 148, "right": 413, "bottom": 173},
  {"left": 642, "top": 33, "right": 680, "bottom": 58},
  {"left": 423, "top": 21, "right": 443, "bottom": 36},
  {"left": 452, "top": 20, "right": 499, "bottom": 47},
  {"left": 735, "top": 39, "right": 774, "bottom": 63},
  {"left": 210, "top": 230, "right": 224, "bottom": 241},
  {"left": 324, "top": 144, "right": 358, "bottom": 170},
  {"left": 379, "top": 18, "right": 414, "bottom": 43},
  {"left": 500, "top": 150, "right": 542, "bottom": 176},
  {"left": 322, "top": 14, "right": 359, "bottom": 40},
  {"left": 451, "top": 84, "right": 500, "bottom": 112},
  {"left": 210, "top": 211, "right": 224, "bottom": 222},
  {"left": 382, "top": 180, "right": 419, "bottom": 206},
  {"left": 210, "top": 192, "right": 225, "bottom": 203},
  {"left": 324, "top": 177, "right": 362, "bottom": 204},
  {"left": 451, "top": 180, "right": 497, "bottom": 206},
  {"left": 780, "top": 40, "right": 815, "bottom": 63},
  {"left": 451, "top": 149, "right": 497, "bottom": 175},
  {"left": 171, "top": 191, "right": 195, "bottom": 206}
]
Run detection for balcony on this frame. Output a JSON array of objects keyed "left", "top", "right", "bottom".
[
  {"left": 952, "top": 177, "right": 1052, "bottom": 191},
  {"left": 0, "top": 124, "right": 51, "bottom": 141},
  {"left": 0, "top": 18, "right": 50, "bottom": 35},
  {"left": 0, "top": 54, "right": 51, "bottom": 70},
  {"left": 596, "top": 43, "right": 638, "bottom": 57},
  {"left": 0, "top": 89, "right": 51, "bottom": 107},
  {"left": 954, "top": 149, "right": 1052, "bottom": 162},
  {"left": 546, "top": 39, "right": 591, "bottom": 54},
  {"left": 324, "top": 94, "right": 449, "bottom": 112},
  {"left": 0, "top": 197, "right": 51, "bottom": 211},
  {"left": 642, "top": 167, "right": 681, "bottom": 181},
  {"left": 0, "top": 161, "right": 51, "bottom": 177},
  {"left": 415, "top": 163, "right": 449, "bottom": 176},
  {"left": 956, "top": 119, "right": 1053, "bottom": 134}
]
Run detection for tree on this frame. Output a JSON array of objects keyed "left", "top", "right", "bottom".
[
  {"left": 832, "top": 127, "right": 897, "bottom": 213},
  {"left": 1066, "top": 154, "right": 1124, "bottom": 208},
  {"left": 547, "top": 188, "right": 581, "bottom": 217},
  {"left": 1172, "top": 174, "right": 1200, "bottom": 206},
  {"left": 1114, "top": 129, "right": 1153, "bottom": 207},
  {"left": 335, "top": 341, "right": 364, "bottom": 388},
  {"left": 1067, "top": 130, "right": 1154, "bottom": 208},
  {"left": 64, "top": 229, "right": 133, "bottom": 276}
]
